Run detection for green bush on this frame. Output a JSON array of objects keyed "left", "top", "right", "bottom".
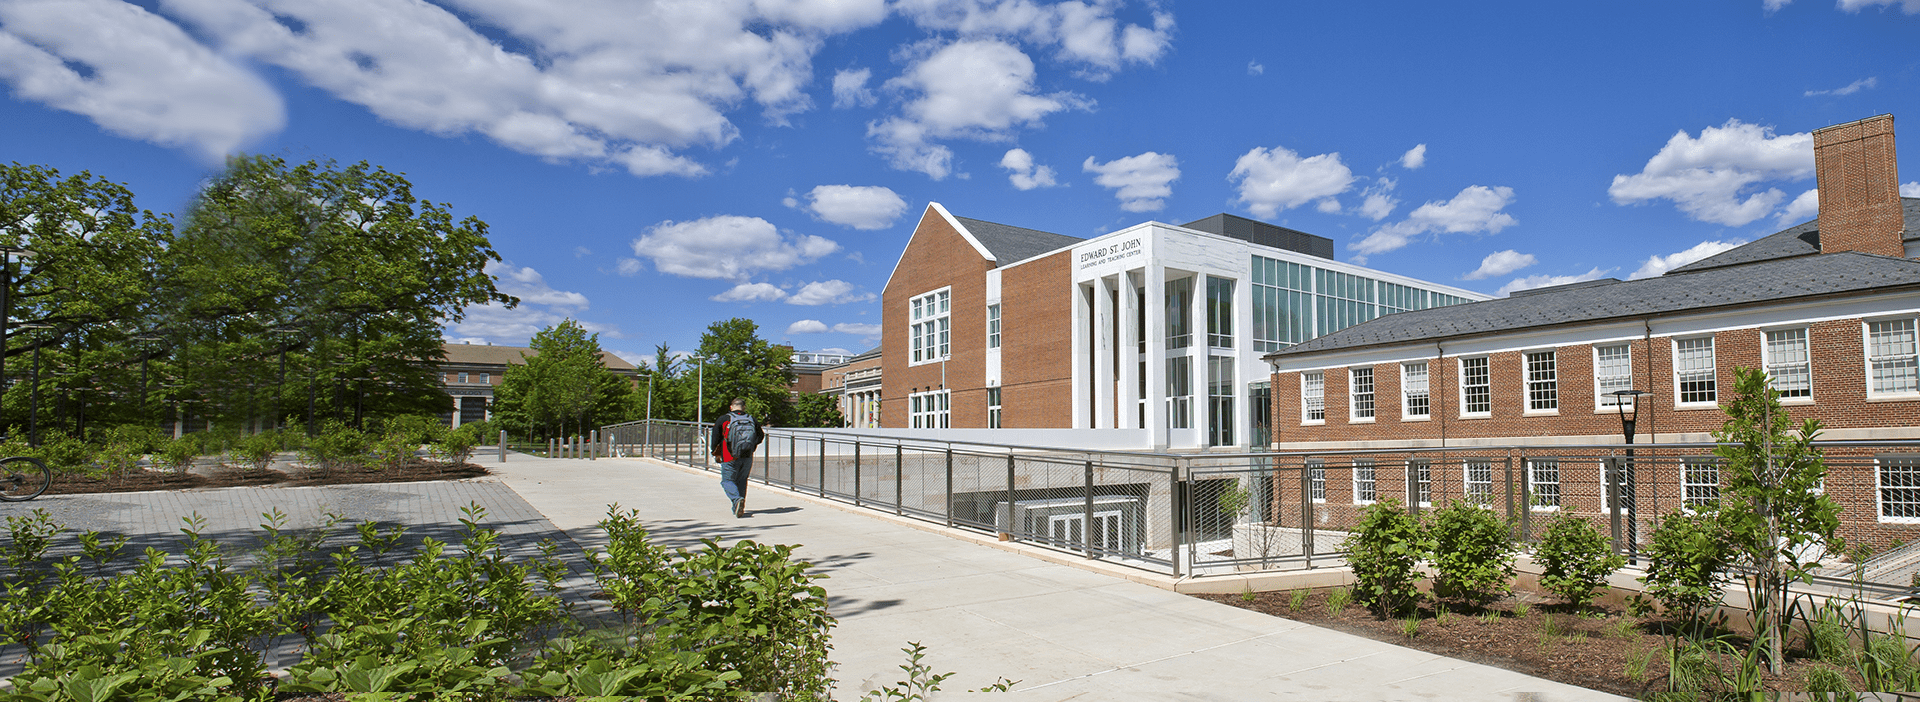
[
  {"left": 1348, "top": 499, "right": 1429, "bottom": 617},
  {"left": 379, "top": 414, "right": 448, "bottom": 446},
  {"left": 228, "top": 430, "right": 282, "bottom": 472},
  {"left": 371, "top": 431, "right": 418, "bottom": 471},
  {"left": 1641, "top": 506, "right": 1734, "bottom": 621},
  {"left": 434, "top": 421, "right": 493, "bottom": 466},
  {"left": 301, "top": 420, "right": 369, "bottom": 472},
  {"left": 1427, "top": 500, "right": 1515, "bottom": 607},
  {"left": 100, "top": 425, "right": 165, "bottom": 455},
  {"left": 32, "top": 433, "right": 96, "bottom": 476},
  {"left": 1536, "top": 515, "right": 1625, "bottom": 609},
  {"left": 156, "top": 435, "right": 201, "bottom": 475}
]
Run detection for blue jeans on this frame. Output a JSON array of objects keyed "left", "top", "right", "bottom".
[{"left": 720, "top": 453, "right": 753, "bottom": 503}]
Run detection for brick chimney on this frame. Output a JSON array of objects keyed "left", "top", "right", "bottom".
[{"left": 1814, "top": 114, "right": 1903, "bottom": 257}]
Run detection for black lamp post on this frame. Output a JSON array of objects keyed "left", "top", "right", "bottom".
[
  {"left": 1609, "top": 389, "right": 1650, "bottom": 562},
  {"left": 268, "top": 325, "right": 301, "bottom": 431},
  {"left": 16, "top": 323, "right": 51, "bottom": 446},
  {"left": 129, "top": 332, "right": 161, "bottom": 427}
]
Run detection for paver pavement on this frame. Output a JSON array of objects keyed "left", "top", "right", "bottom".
[{"left": 493, "top": 451, "right": 1628, "bottom": 701}]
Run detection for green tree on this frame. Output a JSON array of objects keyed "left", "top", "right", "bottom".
[
  {"left": 792, "top": 393, "right": 846, "bottom": 428},
  {"left": 1713, "top": 366, "right": 1843, "bottom": 673},
  {"left": 492, "top": 320, "right": 637, "bottom": 439},
  {"left": 691, "top": 319, "right": 796, "bottom": 426}
]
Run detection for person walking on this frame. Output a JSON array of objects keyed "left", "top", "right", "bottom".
[{"left": 709, "top": 397, "right": 764, "bottom": 518}]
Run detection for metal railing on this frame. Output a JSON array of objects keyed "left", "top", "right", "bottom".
[{"left": 596, "top": 420, "right": 1920, "bottom": 583}]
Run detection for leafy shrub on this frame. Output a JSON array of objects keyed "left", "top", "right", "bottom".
[
  {"left": 227, "top": 430, "right": 283, "bottom": 472},
  {"left": 434, "top": 421, "right": 493, "bottom": 466},
  {"left": 156, "top": 434, "right": 201, "bottom": 475},
  {"left": 380, "top": 414, "right": 449, "bottom": 446},
  {"left": 100, "top": 424, "right": 166, "bottom": 455},
  {"left": 33, "top": 433, "right": 95, "bottom": 475},
  {"left": 1804, "top": 663, "right": 1852, "bottom": 695},
  {"left": 1641, "top": 506, "right": 1734, "bottom": 621},
  {"left": 1536, "top": 514, "right": 1625, "bottom": 609},
  {"left": 301, "top": 420, "right": 370, "bottom": 472},
  {"left": 371, "top": 430, "right": 418, "bottom": 471},
  {"left": 1348, "top": 499, "right": 1429, "bottom": 617},
  {"left": 91, "top": 440, "right": 144, "bottom": 480},
  {"left": 1427, "top": 500, "right": 1515, "bottom": 607}
]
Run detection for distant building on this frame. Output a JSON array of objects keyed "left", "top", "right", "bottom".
[
  {"left": 822, "top": 347, "right": 882, "bottom": 428},
  {"left": 788, "top": 349, "right": 850, "bottom": 395},
  {"left": 437, "top": 342, "right": 639, "bottom": 426}
]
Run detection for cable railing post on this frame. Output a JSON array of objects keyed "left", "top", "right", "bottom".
[
  {"left": 1518, "top": 451, "right": 1532, "bottom": 542},
  {"left": 895, "top": 443, "right": 904, "bottom": 516},
  {"left": 789, "top": 434, "right": 796, "bottom": 487},
  {"left": 945, "top": 445, "right": 955, "bottom": 529},
  {"left": 1405, "top": 460, "right": 1420, "bottom": 517},
  {"left": 818, "top": 435, "right": 827, "bottom": 498},
  {"left": 853, "top": 439, "right": 863, "bottom": 507},
  {"left": 1302, "top": 457, "right": 1315, "bottom": 570},
  {"left": 1606, "top": 456, "right": 1623, "bottom": 557},
  {"left": 1169, "top": 458, "right": 1183, "bottom": 578},
  {"left": 1503, "top": 454, "right": 1515, "bottom": 529},
  {"left": 1084, "top": 458, "right": 1096, "bottom": 559},
  {"left": 1004, "top": 452, "right": 1016, "bottom": 539}
]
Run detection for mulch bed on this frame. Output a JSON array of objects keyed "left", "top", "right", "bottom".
[
  {"left": 42, "top": 461, "right": 490, "bottom": 496},
  {"left": 1197, "top": 585, "right": 1867, "bottom": 697}
]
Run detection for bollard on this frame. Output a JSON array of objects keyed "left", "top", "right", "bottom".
[
  {"left": 590, "top": 430, "right": 598, "bottom": 460},
  {"left": 499, "top": 430, "right": 506, "bottom": 463}
]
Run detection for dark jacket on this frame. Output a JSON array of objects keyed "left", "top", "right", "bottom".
[{"left": 709, "top": 411, "right": 764, "bottom": 462}]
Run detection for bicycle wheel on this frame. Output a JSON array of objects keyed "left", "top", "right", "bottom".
[{"left": 0, "top": 456, "right": 51, "bottom": 501}]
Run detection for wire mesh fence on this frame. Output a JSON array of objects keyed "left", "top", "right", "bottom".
[{"left": 596, "top": 420, "right": 1920, "bottom": 581}]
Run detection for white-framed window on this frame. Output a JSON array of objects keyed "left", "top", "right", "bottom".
[
  {"left": 1595, "top": 344, "right": 1633, "bottom": 409},
  {"left": 910, "top": 288, "right": 952, "bottom": 365},
  {"left": 987, "top": 387, "right": 1002, "bottom": 429},
  {"left": 1465, "top": 460, "right": 1493, "bottom": 504},
  {"left": 1529, "top": 459, "right": 1560, "bottom": 511},
  {"left": 1683, "top": 458, "right": 1719, "bottom": 506},
  {"left": 1763, "top": 328, "right": 1811, "bottom": 400},
  {"left": 478, "top": 373, "right": 489, "bottom": 385},
  {"left": 458, "top": 372, "right": 469, "bottom": 384},
  {"left": 1307, "top": 458, "right": 1326, "bottom": 503},
  {"left": 1302, "top": 371, "right": 1324, "bottom": 424},
  {"left": 1350, "top": 367, "right": 1375, "bottom": 421},
  {"left": 987, "top": 304, "right": 1002, "bottom": 349},
  {"left": 1461, "top": 357, "right": 1491, "bottom": 416},
  {"left": 1675, "top": 336, "right": 1717, "bottom": 405},
  {"left": 1353, "top": 458, "right": 1376, "bottom": 504},
  {"left": 1167, "top": 356, "right": 1192, "bottom": 429},
  {"left": 1867, "top": 320, "right": 1920, "bottom": 396},
  {"left": 1879, "top": 455, "right": 1920, "bottom": 522},
  {"left": 1402, "top": 361, "right": 1430, "bottom": 420},
  {"left": 1525, "top": 350, "right": 1558, "bottom": 412},
  {"left": 1207, "top": 276, "right": 1235, "bottom": 349},
  {"left": 909, "top": 389, "right": 950, "bottom": 428},
  {"left": 1409, "top": 460, "right": 1431, "bottom": 507}
]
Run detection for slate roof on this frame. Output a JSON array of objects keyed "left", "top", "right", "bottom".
[
  {"left": 1267, "top": 251, "right": 1920, "bottom": 359},
  {"left": 1671, "top": 197, "right": 1920, "bottom": 273},
  {"left": 956, "top": 216, "right": 1083, "bottom": 264},
  {"left": 441, "top": 342, "right": 637, "bottom": 370}
]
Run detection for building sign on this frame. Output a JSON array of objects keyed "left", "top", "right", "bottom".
[{"left": 1078, "top": 237, "right": 1143, "bottom": 269}]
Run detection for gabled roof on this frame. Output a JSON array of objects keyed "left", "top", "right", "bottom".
[
  {"left": 1268, "top": 251, "right": 1920, "bottom": 359},
  {"left": 1671, "top": 197, "right": 1920, "bottom": 274},
  {"left": 955, "top": 216, "right": 1082, "bottom": 264},
  {"left": 440, "top": 342, "right": 636, "bottom": 370}
]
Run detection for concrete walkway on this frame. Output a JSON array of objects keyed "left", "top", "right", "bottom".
[{"left": 491, "top": 451, "right": 1625, "bottom": 701}]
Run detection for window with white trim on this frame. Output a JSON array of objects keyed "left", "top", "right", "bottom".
[
  {"left": 1762, "top": 328, "right": 1810, "bottom": 399},
  {"left": 987, "top": 304, "right": 1001, "bottom": 349},
  {"left": 1167, "top": 356, "right": 1192, "bottom": 429},
  {"left": 1402, "top": 361, "right": 1429, "bottom": 420},
  {"left": 1675, "top": 337, "right": 1717, "bottom": 404},
  {"left": 1461, "top": 357, "right": 1491, "bottom": 416},
  {"left": 1595, "top": 344, "right": 1633, "bottom": 408},
  {"left": 1410, "top": 460, "right": 1431, "bottom": 507},
  {"left": 1206, "top": 277, "right": 1234, "bottom": 349},
  {"left": 1683, "top": 459, "right": 1719, "bottom": 506},
  {"left": 1525, "top": 351, "right": 1557, "bottom": 412},
  {"left": 1307, "top": 458, "right": 1326, "bottom": 503},
  {"left": 987, "top": 387, "right": 1002, "bottom": 429},
  {"left": 910, "top": 289, "right": 951, "bottom": 365},
  {"left": 1350, "top": 368, "right": 1375, "bottom": 421},
  {"left": 1879, "top": 455, "right": 1920, "bottom": 522},
  {"left": 1353, "top": 459, "right": 1376, "bottom": 504},
  {"left": 477, "top": 373, "right": 489, "bottom": 385},
  {"left": 1529, "top": 459, "right": 1560, "bottom": 511},
  {"left": 1465, "top": 460, "right": 1493, "bottom": 504},
  {"left": 1868, "top": 320, "right": 1920, "bottom": 396},
  {"left": 908, "top": 389, "right": 950, "bottom": 428},
  {"left": 458, "top": 372, "right": 469, "bottom": 384},
  {"left": 1302, "top": 371, "right": 1324, "bottom": 424}
]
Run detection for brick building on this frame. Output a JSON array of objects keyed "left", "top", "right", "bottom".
[
  {"left": 881, "top": 203, "right": 1487, "bottom": 449},
  {"left": 437, "top": 342, "right": 638, "bottom": 427},
  {"left": 822, "top": 347, "right": 881, "bottom": 428},
  {"left": 1262, "top": 114, "right": 1920, "bottom": 550}
]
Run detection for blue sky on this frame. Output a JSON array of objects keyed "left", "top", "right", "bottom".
[{"left": 3, "top": 0, "right": 1919, "bottom": 366}]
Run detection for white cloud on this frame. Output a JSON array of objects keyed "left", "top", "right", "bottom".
[
  {"left": 615, "top": 258, "right": 644, "bottom": 275},
  {"left": 0, "top": 0, "right": 284, "bottom": 161},
  {"left": 1083, "top": 151, "right": 1179, "bottom": 212},
  {"left": 832, "top": 322, "right": 881, "bottom": 336},
  {"left": 1228, "top": 145, "right": 1356, "bottom": 219},
  {"left": 1246, "top": 60, "right": 1263, "bottom": 76},
  {"left": 869, "top": 39, "right": 1089, "bottom": 179},
  {"left": 1630, "top": 240, "right": 1744, "bottom": 279},
  {"left": 1764, "top": 0, "right": 1791, "bottom": 12},
  {"left": 1357, "top": 177, "right": 1397, "bottom": 221},
  {"left": 787, "top": 319, "right": 830, "bottom": 334},
  {"left": 1608, "top": 119, "right": 1815, "bottom": 227},
  {"left": 789, "top": 320, "right": 880, "bottom": 341},
  {"left": 1497, "top": 267, "right": 1613, "bottom": 297},
  {"left": 1902, "top": 182, "right": 1920, "bottom": 197},
  {"left": 1465, "top": 250, "right": 1536, "bottom": 280},
  {"left": 1805, "top": 77, "right": 1877, "bottom": 97},
  {"left": 892, "top": 0, "right": 1174, "bottom": 76},
  {"left": 1838, "top": 0, "right": 1920, "bottom": 13},
  {"left": 629, "top": 215, "right": 840, "bottom": 280},
  {"left": 712, "top": 282, "right": 788, "bottom": 302},
  {"left": 801, "top": 185, "right": 909, "bottom": 229},
  {"left": 488, "top": 261, "right": 589, "bottom": 308},
  {"left": 1399, "top": 144, "right": 1427, "bottom": 170},
  {"left": 1777, "top": 188, "right": 1819, "bottom": 226},
  {"left": 1351, "top": 185, "right": 1517, "bottom": 257},
  {"left": 832, "top": 67, "right": 876, "bottom": 108},
  {"left": 786, "top": 279, "right": 875, "bottom": 305},
  {"left": 449, "top": 260, "right": 616, "bottom": 344},
  {"left": 999, "top": 147, "right": 1059, "bottom": 189}
]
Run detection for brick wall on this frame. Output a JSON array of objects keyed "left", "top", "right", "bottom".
[
  {"left": 999, "top": 251, "right": 1073, "bottom": 428},
  {"left": 1814, "top": 114, "right": 1903, "bottom": 258},
  {"left": 882, "top": 210, "right": 994, "bottom": 427}
]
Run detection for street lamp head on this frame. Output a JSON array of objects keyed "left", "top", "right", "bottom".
[
  {"left": 0, "top": 246, "right": 35, "bottom": 258},
  {"left": 1609, "top": 389, "right": 1649, "bottom": 419}
]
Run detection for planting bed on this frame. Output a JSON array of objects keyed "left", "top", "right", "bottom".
[
  {"left": 1198, "top": 585, "right": 1866, "bottom": 698},
  {"left": 41, "top": 461, "right": 490, "bottom": 495}
]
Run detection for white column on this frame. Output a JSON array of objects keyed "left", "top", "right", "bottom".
[
  {"left": 1120, "top": 270, "right": 1141, "bottom": 429},
  {"left": 1093, "top": 275, "right": 1116, "bottom": 429},
  {"left": 1191, "top": 275, "right": 1209, "bottom": 448},
  {"left": 1145, "top": 266, "right": 1167, "bottom": 449},
  {"left": 1072, "top": 282, "right": 1091, "bottom": 429}
]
